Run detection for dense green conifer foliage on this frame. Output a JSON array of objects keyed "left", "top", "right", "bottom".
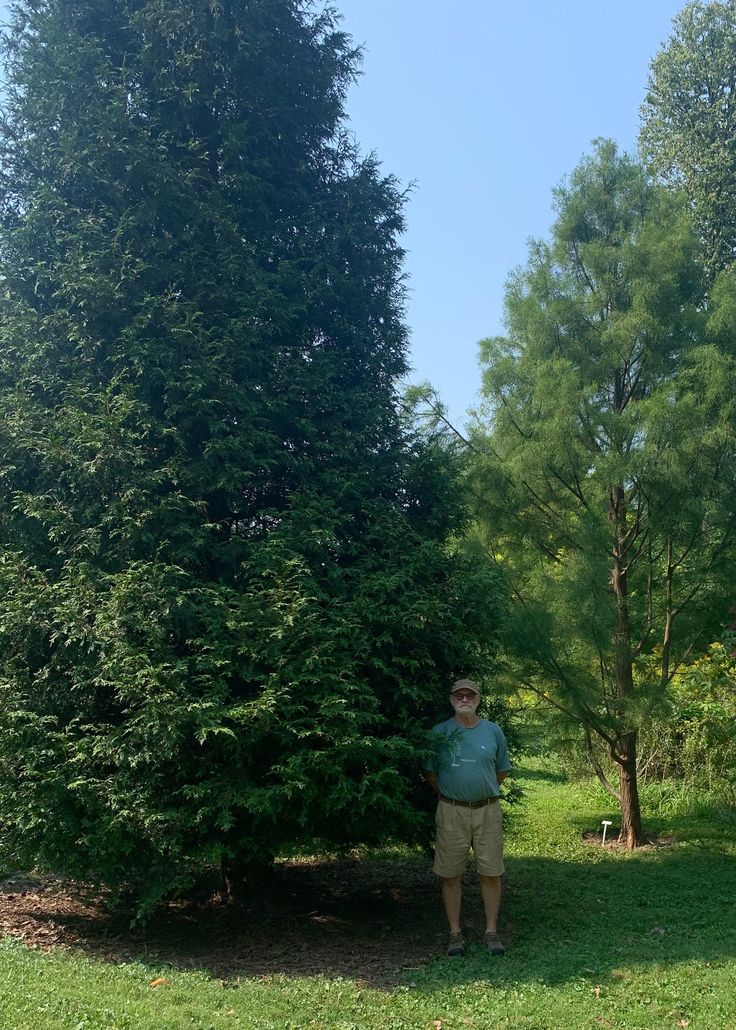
[
  {"left": 0, "top": 0, "right": 502, "bottom": 911},
  {"left": 469, "top": 142, "right": 736, "bottom": 846},
  {"left": 641, "top": 0, "right": 736, "bottom": 280}
]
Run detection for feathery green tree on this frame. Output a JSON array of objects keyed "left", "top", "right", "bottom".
[
  {"left": 469, "top": 141, "right": 736, "bottom": 845},
  {"left": 0, "top": 0, "right": 503, "bottom": 912},
  {"left": 641, "top": 0, "right": 736, "bottom": 280}
]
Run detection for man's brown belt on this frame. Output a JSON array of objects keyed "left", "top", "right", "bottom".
[{"left": 439, "top": 794, "right": 499, "bottom": 808}]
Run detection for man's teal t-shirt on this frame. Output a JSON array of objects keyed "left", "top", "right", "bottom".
[{"left": 424, "top": 718, "right": 511, "bottom": 802}]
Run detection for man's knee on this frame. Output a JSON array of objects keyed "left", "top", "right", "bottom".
[
  {"left": 479, "top": 874, "right": 501, "bottom": 886},
  {"left": 442, "top": 874, "right": 463, "bottom": 888}
]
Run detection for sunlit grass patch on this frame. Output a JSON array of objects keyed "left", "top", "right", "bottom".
[{"left": 0, "top": 761, "right": 734, "bottom": 1029}]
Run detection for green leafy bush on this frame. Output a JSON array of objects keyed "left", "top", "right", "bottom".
[{"left": 637, "top": 639, "right": 736, "bottom": 807}]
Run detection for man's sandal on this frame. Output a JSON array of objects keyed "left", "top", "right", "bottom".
[
  {"left": 446, "top": 932, "right": 466, "bottom": 957},
  {"left": 485, "top": 931, "right": 506, "bottom": 956}
]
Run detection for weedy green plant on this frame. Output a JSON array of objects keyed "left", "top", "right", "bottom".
[{"left": 638, "top": 639, "right": 736, "bottom": 799}]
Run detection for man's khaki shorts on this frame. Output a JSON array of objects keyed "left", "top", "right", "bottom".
[{"left": 433, "top": 799, "right": 505, "bottom": 878}]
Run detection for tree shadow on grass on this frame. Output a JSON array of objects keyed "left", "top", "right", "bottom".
[
  {"left": 0, "top": 840, "right": 733, "bottom": 989},
  {"left": 0, "top": 856, "right": 447, "bottom": 987},
  {"left": 413, "top": 842, "right": 736, "bottom": 991},
  {"left": 511, "top": 764, "right": 568, "bottom": 784}
]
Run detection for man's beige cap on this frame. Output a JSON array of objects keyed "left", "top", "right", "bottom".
[{"left": 450, "top": 679, "right": 481, "bottom": 695}]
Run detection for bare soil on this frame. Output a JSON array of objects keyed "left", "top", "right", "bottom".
[
  {"left": 0, "top": 856, "right": 490, "bottom": 987},
  {"left": 580, "top": 830, "right": 677, "bottom": 849}
]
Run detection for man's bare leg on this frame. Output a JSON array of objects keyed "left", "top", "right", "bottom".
[
  {"left": 480, "top": 874, "right": 506, "bottom": 954},
  {"left": 441, "top": 875, "right": 463, "bottom": 935},
  {"left": 479, "top": 874, "right": 501, "bottom": 933}
]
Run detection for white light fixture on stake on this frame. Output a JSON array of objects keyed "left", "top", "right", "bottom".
[{"left": 601, "top": 820, "right": 612, "bottom": 845}]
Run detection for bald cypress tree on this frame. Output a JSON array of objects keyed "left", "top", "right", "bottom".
[
  {"left": 0, "top": 0, "right": 502, "bottom": 911},
  {"left": 470, "top": 142, "right": 736, "bottom": 846}
]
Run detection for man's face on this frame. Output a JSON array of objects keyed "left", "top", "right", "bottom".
[{"left": 450, "top": 688, "right": 480, "bottom": 716}]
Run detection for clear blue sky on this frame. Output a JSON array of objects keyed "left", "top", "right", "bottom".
[
  {"left": 0, "top": 0, "right": 687, "bottom": 426},
  {"left": 335, "top": 0, "right": 686, "bottom": 427}
]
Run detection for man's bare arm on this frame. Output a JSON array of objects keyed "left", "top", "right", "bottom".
[
  {"left": 497, "top": 771, "right": 508, "bottom": 785},
  {"left": 424, "top": 770, "right": 439, "bottom": 794}
]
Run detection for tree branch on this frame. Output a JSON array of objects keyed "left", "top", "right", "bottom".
[{"left": 584, "top": 724, "right": 621, "bottom": 802}]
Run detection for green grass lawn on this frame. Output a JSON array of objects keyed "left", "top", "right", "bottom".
[{"left": 1, "top": 760, "right": 734, "bottom": 1029}]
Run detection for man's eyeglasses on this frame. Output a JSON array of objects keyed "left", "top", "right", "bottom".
[{"left": 452, "top": 692, "right": 478, "bottom": 701}]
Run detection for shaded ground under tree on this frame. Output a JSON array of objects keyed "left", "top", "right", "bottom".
[{"left": 0, "top": 856, "right": 498, "bottom": 988}]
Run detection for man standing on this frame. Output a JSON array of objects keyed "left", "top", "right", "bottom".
[{"left": 424, "top": 679, "right": 511, "bottom": 958}]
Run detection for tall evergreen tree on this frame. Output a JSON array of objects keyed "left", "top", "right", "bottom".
[
  {"left": 469, "top": 142, "right": 736, "bottom": 846},
  {"left": 641, "top": 0, "right": 736, "bottom": 280},
  {"left": 0, "top": 0, "right": 502, "bottom": 911}
]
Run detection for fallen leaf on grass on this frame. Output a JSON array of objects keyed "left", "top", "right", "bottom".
[
  {"left": 148, "top": 977, "right": 171, "bottom": 988},
  {"left": 593, "top": 986, "right": 601, "bottom": 998},
  {"left": 595, "top": 1018, "right": 611, "bottom": 1026},
  {"left": 432, "top": 1021, "right": 443, "bottom": 1029},
  {"left": 649, "top": 926, "right": 666, "bottom": 935},
  {"left": 678, "top": 1021, "right": 689, "bottom": 1028}
]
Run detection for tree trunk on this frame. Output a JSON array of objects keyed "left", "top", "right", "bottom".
[
  {"left": 610, "top": 470, "right": 647, "bottom": 848},
  {"left": 221, "top": 853, "right": 275, "bottom": 907},
  {"left": 616, "top": 729, "right": 645, "bottom": 847}
]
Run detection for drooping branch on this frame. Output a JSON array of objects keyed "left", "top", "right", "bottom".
[
  {"left": 665, "top": 626, "right": 707, "bottom": 683},
  {"left": 571, "top": 238, "right": 598, "bottom": 297},
  {"left": 520, "top": 678, "right": 618, "bottom": 753},
  {"left": 633, "top": 543, "right": 655, "bottom": 657},
  {"left": 548, "top": 465, "right": 590, "bottom": 510},
  {"left": 584, "top": 724, "right": 621, "bottom": 802},
  {"left": 400, "top": 391, "right": 483, "bottom": 455}
]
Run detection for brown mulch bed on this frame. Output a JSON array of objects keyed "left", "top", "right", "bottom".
[
  {"left": 581, "top": 830, "right": 677, "bottom": 849},
  {"left": 0, "top": 856, "right": 491, "bottom": 986}
]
